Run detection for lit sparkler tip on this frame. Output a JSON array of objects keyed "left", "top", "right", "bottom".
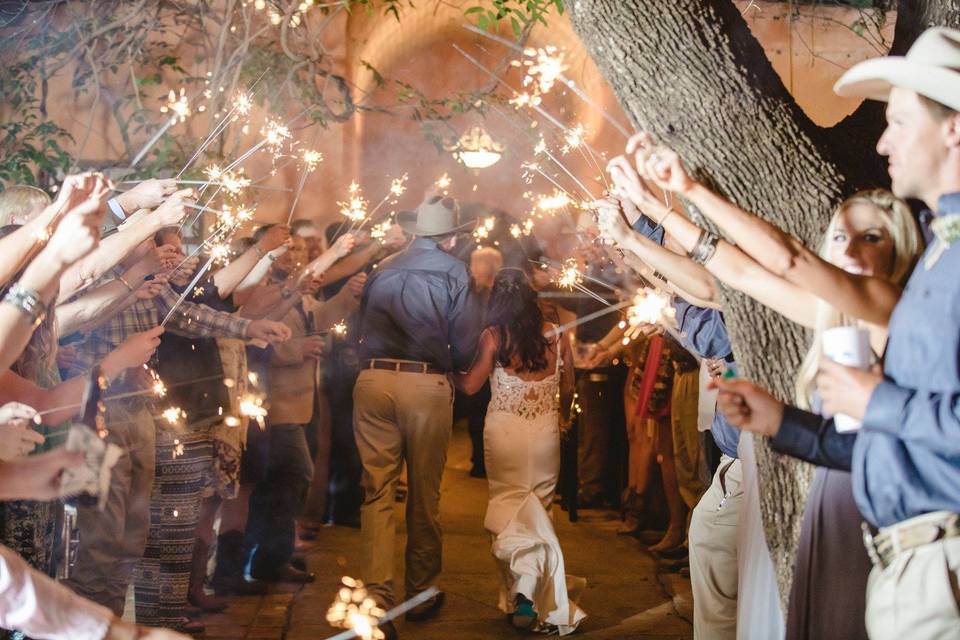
[
  {"left": 160, "top": 88, "right": 191, "bottom": 124},
  {"left": 435, "top": 173, "right": 451, "bottom": 190},
  {"left": 302, "top": 148, "right": 323, "bottom": 172},
  {"left": 233, "top": 92, "right": 253, "bottom": 116},
  {"left": 162, "top": 406, "right": 187, "bottom": 425},
  {"left": 627, "top": 289, "right": 672, "bottom": 326},
  {"left": 537, "top": 189, "right": 571, "bottom": 212},
  {"left": 556, "top": 258, "right": 583, "bottom": 290},
  {"left": 332, "top": 320, "right": 348, "bottom": 337},
  {"left": 389, "top": 174, "right": 408, "bottom": 197}
]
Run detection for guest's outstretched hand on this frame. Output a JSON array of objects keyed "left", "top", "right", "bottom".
[
  {"left": 0, "top": 448, "right": 85, "bottom": 502},
  {"left": 0, "top": 403, "right": 44, "bottom": 461},
  {"left": 626, "top": 132, "right": 695, "bottom": 196},
  {"left": 117, "top": 178, "right": 179, "bottom": 213},
  {"left": 708, "top": 377, "right": 784, "bottom": 437}
]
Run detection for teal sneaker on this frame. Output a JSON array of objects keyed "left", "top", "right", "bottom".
[{"left": 510, "top": 593, "right": 537, "bottom": 630}]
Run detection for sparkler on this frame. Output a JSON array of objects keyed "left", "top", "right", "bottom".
[
  {"left": 331, "top": 320, "right": 348, "bottom": 337},
  {"left": 287, "top": 128, "right": 324, "bottom": 224},
  {"left": 326, "top": 577, "right": 385, "bottom": 640},
  {"left": 369, "top": 220, "right": 392, "bottom": 243},
  {"left": 239, "top": 393, "right": 268, "bottom": 429},
  {"left": 160, "top": 88, "right": 191, "bottom": 124},
  {"left": 161, "top": 406, "right": 187, "bottom": 426},
  {"left": 537, "top": 189, "right": 572, "bottom": 213},
  {"left": 325, "top": 585, "right": 440, "bottom": 640},
  {"left": 463, "top": 23, "right": 632, "bottom": 138},
  {"left": 435, "top": 173, "right": 452, "bottom": 193}
]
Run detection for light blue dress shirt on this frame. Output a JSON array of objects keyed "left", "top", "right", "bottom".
[{"left": 774, "top": 193, "right": 960, "bottom": 527}]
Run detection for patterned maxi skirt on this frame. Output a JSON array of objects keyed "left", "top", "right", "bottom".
[{"left": 134, "top": 417, "right": 217, "bottom": 627}]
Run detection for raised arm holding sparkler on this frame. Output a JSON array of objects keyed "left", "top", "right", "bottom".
[
  {"left": 213, "top": 224, "right": 291, "bottom": 298},
  {"left": 605, "top": 153, "right": 820, "bottom": 329},
  {"left": 57, "top": 188, "right": 196, "bottom": 302},
  {"left": 626, "top": 133, "right": 908, "bottom": 327}
]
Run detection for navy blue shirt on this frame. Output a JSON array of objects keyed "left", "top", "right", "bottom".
[
  {"left": 631, "top": 214, "right": 740, "bottom": 459},
  {"left": 774, "top": 193, "right": 960, "bottom": 527},
  {"left": 358, "top": 237, "right": 478, "bottom": 371}
]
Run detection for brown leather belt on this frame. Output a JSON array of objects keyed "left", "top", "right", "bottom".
[
  {"left": 862, "top": 512, "right": 960, "bottom": 568},
  {"left": 364, "top": 359, "right": 446, "bottom": 375}
]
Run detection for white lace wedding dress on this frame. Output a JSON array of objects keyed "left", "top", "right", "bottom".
[{"left": 483, "top": 353, "right": 587, "bottom": 635}]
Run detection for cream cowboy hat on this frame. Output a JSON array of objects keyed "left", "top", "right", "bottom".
[
  {"left": 397, "top": 196, "right": 475, "bottom": 237},
  {"left": 835, "top": 27, "right": 960, "bottom": 110}
]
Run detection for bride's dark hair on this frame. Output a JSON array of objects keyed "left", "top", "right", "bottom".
[{"left": 484, "top": 267, "right": 550, "bottom": 373}]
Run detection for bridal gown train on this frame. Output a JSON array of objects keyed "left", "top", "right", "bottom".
[{"left": 483, "top": 361, "right": 587, "bottom": 635}]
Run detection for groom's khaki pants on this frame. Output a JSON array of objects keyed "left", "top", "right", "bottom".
[
  {"left": 353, "top": 367, "right": 453, "bottom": 608},
  {"left": 864, "top": 512, "right": 960, "bottom": 640}
]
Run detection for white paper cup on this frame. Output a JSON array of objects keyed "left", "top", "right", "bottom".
[{"left": 822, "top": 326, "right": 871, "bottom": 433}]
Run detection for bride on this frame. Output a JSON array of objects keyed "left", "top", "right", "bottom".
[{"left": 454, "top": 268, "right": 586, "bottom": 635}]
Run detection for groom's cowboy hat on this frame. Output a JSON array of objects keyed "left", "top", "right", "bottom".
[
  {"left": 397, "top": 195, "right": 475, "bottom": 237},
  {"left": 834, "top": 26, "right": 960, "bottom": 110}
]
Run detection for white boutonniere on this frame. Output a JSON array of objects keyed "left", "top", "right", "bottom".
[{"left": 925, "top": 214, "right": 960, "bottom": 270}]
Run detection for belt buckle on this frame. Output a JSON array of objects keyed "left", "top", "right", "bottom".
[{"left": 861, "top": 522, "right": 884, "bottom": 568}]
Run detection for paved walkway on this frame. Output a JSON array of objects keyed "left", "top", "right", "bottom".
[{"left": 200, "top": 424, "right": 693, "bottom": 639}]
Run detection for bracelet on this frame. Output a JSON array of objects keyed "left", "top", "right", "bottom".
[
  {"left": 3, "top": 284, "right": 46, "bottom": 327},
  {"left": 688, "top": 229, "right": 720, "bottom": 265},
  {"left": 117, "top": 274, "right": 136, "bottom": 293}
]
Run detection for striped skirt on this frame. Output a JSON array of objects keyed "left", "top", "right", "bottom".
[{"left": 134, "top": 417, "right": 216, "bottom": 627}]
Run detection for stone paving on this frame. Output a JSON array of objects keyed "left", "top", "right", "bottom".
[{"left": 194, "top": 424, "right": 693, "bottom": 639}]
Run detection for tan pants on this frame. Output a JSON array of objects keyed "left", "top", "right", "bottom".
[
  {"left": 353, "top": 368, "right": 453, "bottom": 607},
  {"left": 865, "top": 514, "right": 960, "bottom": 640},
  {"left": 688, "top": 455, "right": 742, "bottom": 640},
  {"left": 62, "top": 399, "right": 156, "bottom": 615}
]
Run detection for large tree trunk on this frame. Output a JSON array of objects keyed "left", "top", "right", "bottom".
[{"left": 567, "top": 0, "right": 958, "bottom": 609}]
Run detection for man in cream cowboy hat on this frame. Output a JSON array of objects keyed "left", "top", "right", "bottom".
[
  {"left": 712, "top": 27, "right": 960, "bottom": 640},
  {"left": 353, "top": 194, "right": 478, "bottom": 639}
]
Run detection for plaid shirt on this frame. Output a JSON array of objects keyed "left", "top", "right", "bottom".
[{"left": 69, "top": 280, "right": 250, "bottom": 384}]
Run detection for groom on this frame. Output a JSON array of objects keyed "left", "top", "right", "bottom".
[{"left": 353, "top": 195, "right": 478, "bottom": 637}]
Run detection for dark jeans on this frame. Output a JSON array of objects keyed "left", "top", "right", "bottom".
[
  {"left": 575, "top": 366, "right": 627, "bottom": 506},
  {"left": 454, "top": 383, "right": 491, "bottom": 473},
  {"left": 244, "top": 424, "right": 313, "bottom": 576},
  {"left": 326, "top": 375, "right": 363, "bottom": 524}
]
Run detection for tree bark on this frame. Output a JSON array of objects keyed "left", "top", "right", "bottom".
[{"left": 567, "top": 0, "right": 959, "bottom": 610}]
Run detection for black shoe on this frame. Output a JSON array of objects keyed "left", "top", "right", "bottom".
[
  {"left": 379, "top": 620, "right": 399, "bottom": 640},
  {"left": 405, "top": 590, "right": 446, "bottom": 621},
  {"left": 174, "top": 617, "right": 205, "bottom": 634},
  {"left": 211, "top": 575, "right": 269, "bottom": 596},
  {"left": 654, "top": 544, "right": 689, "bottom": 561},
  {"left": 291, "top": 552, "right": 307, "bottom": 571},
  {"left": 253, "top": 563, "right": 316, "bottom": 583}
]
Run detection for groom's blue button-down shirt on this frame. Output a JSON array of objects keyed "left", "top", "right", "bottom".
[
  {"left": 358, "top": 237, "right": 477, "bottom": 371},
  {"left": 631, "top": 215, "right": 741, "bottom": 459},
  {"left": 773, "top": 192, "right": 960, "bottom": 528}
]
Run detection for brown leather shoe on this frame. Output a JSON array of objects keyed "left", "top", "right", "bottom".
[{"left": 405, "top": 591, "right": 445, "bottom": 621}]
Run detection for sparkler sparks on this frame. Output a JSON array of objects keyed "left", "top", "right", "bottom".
[
  {"left": 160, "top": 88, "right": 191, "bottom": 124},
  {"left": 435, "top": 173, "right": 451, "bottom": 192},
  {"left": 261, "top": 118, "right": 291, "bottom": 156},
  {"left": 389, "top": 174, "right": 408, "bottom": 198},
  {"left": 326, "top": 577, "right": 386, "bottom": 640},
  {"left": 556, "top": 258, "right": 583, "bottom": 289},
  {"left": 233, "top": 92, "right": 253, "bottom": 117},
  {"left": 561, "top": 123, "right": 587, "bottom": 155},
  {"left": 370, "top": 220, "right": 392, "bottom": 242},
  {"left": 302, "top": 148, "right": 323, "bottom": 172},
  {"left": 338, "top": 183, "right": 369, "bottom": 223},
  {"left": 537, "top": 189, "right": 572, "bottom": 213},
  {"left": 332, "top": 320, "right": 348, "bottom": 337},
  {"left": 145, "top": 366, "right": 167, "bottom": 398},
  {"left": 162, "top": 407, "right": 187, "bottom": 426},
  {"left": 626, "top": 289, "right": 673, "bottom": 326},
  {"left": 239, "top": 394, "right": 268, "bottom": 428}
]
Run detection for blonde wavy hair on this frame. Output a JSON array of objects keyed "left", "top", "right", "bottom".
[
  {"left": 795, "top": 190, "right": 923, "bottom": 409},
  {"left": 0, "top": 185, "right": 50, "bottom": 226}
]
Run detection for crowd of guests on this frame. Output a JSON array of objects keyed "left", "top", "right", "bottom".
[{"left": 0, "top": 25, "right": 958, "bottom": 640}]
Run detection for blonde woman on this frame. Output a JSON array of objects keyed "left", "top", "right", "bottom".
[{"left": 600, "top": 138, "right": 922, "bottom": 640}]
